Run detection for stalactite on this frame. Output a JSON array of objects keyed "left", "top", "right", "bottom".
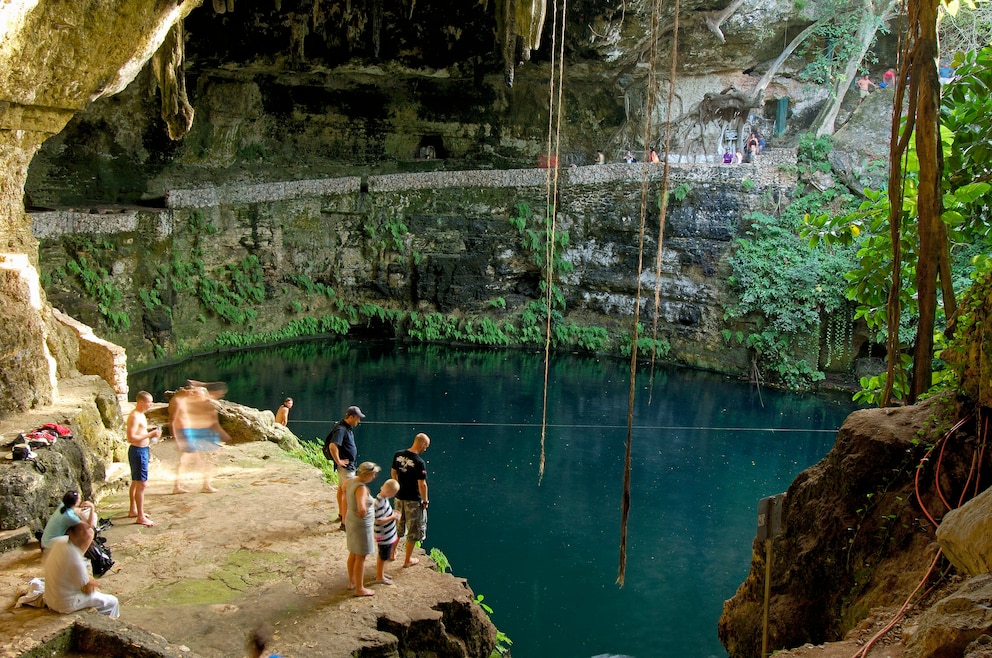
[
  {"left": 496, "top": 0, "right": 548, "bottom": 86},
  {"left": 372, "top": 0, "right": 383, "bottom": 58},
  {"left": 150, "top": 20, "right": 195, "bottom": 140}
]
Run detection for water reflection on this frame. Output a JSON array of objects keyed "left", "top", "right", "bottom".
[{"left": 130, "top": 340, "right": 860, "bottom": 658}]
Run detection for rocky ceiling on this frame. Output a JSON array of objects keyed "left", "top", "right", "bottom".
[{"left": 183, "top": 0, "right": 808, "bottom": 82}]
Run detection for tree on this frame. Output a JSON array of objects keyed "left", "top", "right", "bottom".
[{"left": 810, "top": 0, "right": 901, "bottom": 136}]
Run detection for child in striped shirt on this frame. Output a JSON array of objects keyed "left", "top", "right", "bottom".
[{"left": 373, "top": 479, "right": 401, "bottom": 585}]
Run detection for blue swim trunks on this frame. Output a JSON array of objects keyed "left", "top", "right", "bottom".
[
  {"left": 178, "top": 427, "right": 221, "bottom": 453},
  {"left": 128, "top": 445, "right": 149, "bottom": 481}
]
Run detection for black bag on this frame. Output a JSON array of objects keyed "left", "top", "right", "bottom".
[{"left": 85, "top": 534, "right": 114, "bottom": 577}]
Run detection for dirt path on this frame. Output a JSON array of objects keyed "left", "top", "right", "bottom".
[{"left": 0, "top": 437, "right": 479, "bottom": 658}]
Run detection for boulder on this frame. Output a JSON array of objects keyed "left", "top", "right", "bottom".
[
  {"left": 719, "top": 394, "right": 972, "bottom": 657},
  {"left": 938, "top": 488, "right": 992, "bottom": 577},
  {"left": 906, "top": 575, "right": 992, "bottom": 658},
  {"left": 0, "top": 375, "right": 123, "bottom": 533},
  {"left": 146, "top": 399, "right": 303, "bottom": 453}
]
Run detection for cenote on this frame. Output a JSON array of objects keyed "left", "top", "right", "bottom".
[{"left": 129, "top": 340, "right": 861, "bottom": 658}]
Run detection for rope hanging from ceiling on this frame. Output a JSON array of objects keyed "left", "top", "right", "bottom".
[
  {"left": 617, "top": 0, "right": 677, "bottom": 587},
  {"left": 539, "top": 0, "right": 567, "bottom": 484}
]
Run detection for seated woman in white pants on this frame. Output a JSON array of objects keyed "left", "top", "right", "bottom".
[{"left": 43, "top": 522, "right": 119, "bottom": 618}]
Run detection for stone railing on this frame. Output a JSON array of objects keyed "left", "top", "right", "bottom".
[
  {"left": 30, "top": 151, "right": 798, "bottom": 237},
  {"left": 51, "top": 309, "right": 128, "bottom": 403}
]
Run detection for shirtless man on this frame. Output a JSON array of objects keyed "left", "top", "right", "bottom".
[
  {"left": 856, "top": 74, "right": 877, "bottom": 102},
  {"left": 126, "top": 391, "right": 162, "bottom": 525},
  {"left": 169, "top": 381, "right": 231, "bottom": 493},
  {"left": 275, "top": 397, "right": 293, "bottom": 426}
]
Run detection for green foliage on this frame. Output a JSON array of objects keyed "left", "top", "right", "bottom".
[
  {"left": 943, "top": 47, "right": 992, "bottom": 260},
  {"left": 727, "top": 185, "right": 859, "bottom": 389},
  {"left": 741, "top": 178, "right": 756, "bottom": 192},
  {"left": 428, "top": 547, "right": 451, "bottom": 573},
  {"left": 670, "top": 183, "right": 691, "bottom": 202},
  {"left": 797, "top": 133, "right": 833, "bottom": 168},
  {"left": 461, "top": 317, "right": 514, "bottom": 346},
  {"left": 359, "top": 303, "right": 404, "bottom": 326},
  {"left": 158, "top": 210, "right": 269, "bottom": 327},
  {"left": 55, "top": 238, "right": 130, "bottom": 332},
  {"left": 799, "top": 52, "right": 992, "bottom": 402},
  {"left": 365, "top": 211, "right": 409, "bottom": 253},
  {"left": 793, "top": 8, "right": 885, "bottom": 90},
  {"left": 474, "top": 594, "right": 513, "bottom": 657},
  {"left": 196, "top": 254, "right": 264, "bottom": 325},
  {"left": 556, "top": 324, "right": 609, "bottom": 351},
  {"left": 286, "top": 273, "right": 336, "bottom": 299},
  {"left": 139, "top": 288, "right": 163, "bottom": 311},
  {"left": 289, "top": 440, "right": 339, "bottom": 486},
  {"left": 520, "top": 300, "right": 563, "bottom": 345},
  {"left": 508, "top": 203, "right": 529, "bottom": 232},
  {"left": 236, "top": 144, "right": 268, "bottom": 162},
  {"left": 488, "top": 297, "right": 507, "bottom": 309},
  {"left": 407, "top": 312, "right": 462, "bottom": 342},
  {"left": 213, "top": 315, "right": 350, "bottom": 349},
  {"left": 508, "top": 203, "right": 573, "bottom": 282},
  {"left": 619, "top": 323, "right": 671, "bottom": 359}
]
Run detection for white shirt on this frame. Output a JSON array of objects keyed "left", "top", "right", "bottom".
[{"left": 43, "top": 535, "right": 91, "bottom": 613}]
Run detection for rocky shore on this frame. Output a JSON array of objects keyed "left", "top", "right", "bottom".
[{"left": 0, "top": 390, "right": 496, "bottom": 658}]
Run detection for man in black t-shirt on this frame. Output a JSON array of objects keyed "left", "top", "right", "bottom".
[
  {"left": 324, "top": 405, "right": 365, "bottom": 529},
  {"left": 391, "top": 432, "right": 431, "bottom": 567}
]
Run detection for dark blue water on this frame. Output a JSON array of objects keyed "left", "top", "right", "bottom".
[{"left": 130, "top": 341, "right": 860, "bottom": 658}]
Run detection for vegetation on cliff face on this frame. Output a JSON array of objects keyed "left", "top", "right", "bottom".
[{"left": 801, "top": 44, "right": 992, "bottom": 405}]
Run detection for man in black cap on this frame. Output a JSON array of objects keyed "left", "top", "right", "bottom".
[{"left": 324, "top": 405, "right": 366, "bottom": 529}]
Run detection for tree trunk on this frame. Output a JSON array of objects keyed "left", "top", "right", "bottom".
[
  {"left": 813, "top": 0, "right": 900, "bottom": 136},
  {"left": 910, "top": 0, "right": 943, "bottom": 402}
]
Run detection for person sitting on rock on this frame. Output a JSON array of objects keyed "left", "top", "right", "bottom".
[
  {"left": 274, "top": 397, "right": 293, "bottom": 426},
  {"left": 40, "top": 490, "right": 96, "bottom": 549},
  {"left": 43, "top": 522, "right": 120, "bottom": 617}
]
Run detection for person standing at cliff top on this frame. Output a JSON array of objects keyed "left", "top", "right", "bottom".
[
  {"left": 170, "top": 380, "right": 230, "bottom": 494},
  {"left": 624, "top": 150, "right": 636, "bottom": 163},
  {"left": 127, "top": 390, "right": 162, "bottom": 526},
  {"left": 274, "top": 397, "right": 293, "bottom": 426},
  {"left": 345, "top": 461, "right": 380, "bottom": 596},
  {"left": 324, "top": 405, "right": 366, "bottom": 529},
  {"left": 648, "top": 148, "right": 661, "bottom": 163},
  {"left": 391, "top": 432, "right": 431, "bottom": 568},
  {"left": 596, "top": 150, "right": 605, "bottom": 164}
]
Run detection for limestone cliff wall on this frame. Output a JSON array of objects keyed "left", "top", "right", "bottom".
[
  {"left": 718, "top": 394, "right": 981, "bottom": 657},
  {"left": 32, "top": 157, "right": 798, "bottom": 375},
  {"left": 0, "top": 0, "right": 199, "bottom": 419}
]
